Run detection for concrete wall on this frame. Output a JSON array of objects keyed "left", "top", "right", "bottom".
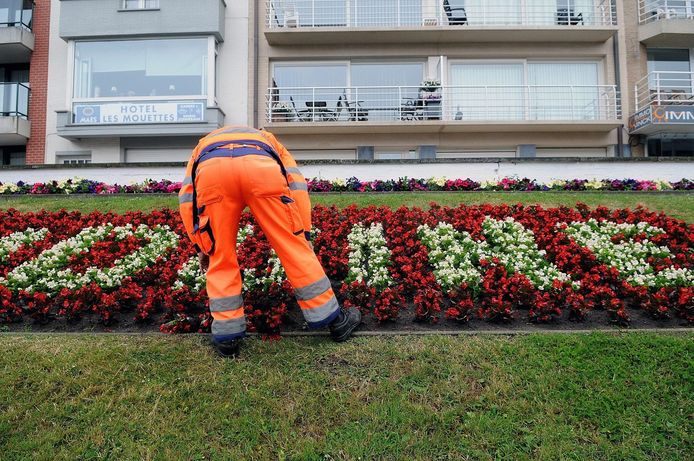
[
  {"left": 58, "top": 0, "right": 226, "bottom": 41},
  {"left": 2, "top": 160, "right": 692, "bottom": 184}
]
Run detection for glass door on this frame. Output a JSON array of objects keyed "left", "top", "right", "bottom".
[
  {"left": 647, "top": 49, "right": 692, "bottom": 104},
  {"left": 450, "top": 63, "right": 525, "bottom": 120},
  {"left": 527, "top": 62, "right": 599, "bottom": 120}
]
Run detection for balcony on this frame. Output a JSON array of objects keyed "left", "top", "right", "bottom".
[
  {"left": 0, "top": 0, "right": 34, "bottom": 64},
  {"left": 265, "top": 84, "right": 621, "bottom": 134},
  {"left": 0, "top": 82, "right": 30, "bottom": 145},
  {"left": 56, "top": 98, "right": 224, "bottom": 139},
  {"left": 638, "top": 0, "right": 694, "bottom": 46},
  {"left": 264, "top": 0, "right": 617, "bottom": 45},
  {"left": 629, "top": 71, "right": 694, "bottom": 135}
]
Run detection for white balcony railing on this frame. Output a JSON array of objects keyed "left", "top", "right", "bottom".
[
  {"left": 267, "top": 85, "right": 620, "bottom": 123},
  {"left": 266, "top": 0, "right": 617, "bottom": 29},
  {"left": 635, "top": 71, "right": 694, "bottom": 110},
  {"left": 639, "top": 0, "right": 694, "bottom": 24}
]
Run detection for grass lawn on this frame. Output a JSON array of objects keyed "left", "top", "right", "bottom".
[
  {"left": 0, "top": 191, "right": 694, "bottom": 222},
  {"left": 0, "top": 191, "right": 692, "bottom": 222},
  {"left": 1, "top": 332, "right": 692, "bottom": 461},
  {"left": 1, "top": 193, "right": 692, "bottom": 459}
]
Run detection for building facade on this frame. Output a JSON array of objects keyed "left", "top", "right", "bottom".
[
  {"left": 0, "top": 0, "right": 47, "bottom": 165},
  {"left": 2, "top": 0, "right": 692, "bottom": 164},
  {"left": 43, "top": 0, "right": 249, "bottom": 164},
  {"left": 257, "top": 0, "right": 628, "bottom": 159},
  {"left": 626, "top": 0, "right": 694, "bottom": 156}
]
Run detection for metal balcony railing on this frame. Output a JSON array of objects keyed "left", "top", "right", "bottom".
[
  {"left": 0, "top": 0, "right": 34, "bottom": 30},
  {"left": 267, "top": 85, "right": 620, "bottom": 123},
  {"left": 266, "top": 0, "right": 616, "bottom": 28},
  {"left": 634, "top": 71, "right": 694, "bottom": 110},
  {"left": 639, "top": 0, "right": 694, "bottom": 24},
  {"left": 0, "top": 82, "right": 30, "bottom": 118}
]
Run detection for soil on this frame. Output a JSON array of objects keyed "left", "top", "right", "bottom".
[{"left": 4, "top": 301, "right": 691, "bottom": 335}]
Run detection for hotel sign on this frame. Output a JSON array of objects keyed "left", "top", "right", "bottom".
[
  {"left": 629, "top": 105, "right": 694, "bottom": 133},
  {"left": 73, "top": 101, "right": 205, "bottom": 125}
]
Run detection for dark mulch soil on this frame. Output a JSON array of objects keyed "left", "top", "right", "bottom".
[{"left": 3, "top": 301, "right": 690, "bottom": 335}]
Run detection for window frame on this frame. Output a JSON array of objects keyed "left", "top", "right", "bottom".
[
  {"left": 119, "top": 0, "right": 160, "bottom": 11},
  {"left": 68, "top": 36, "right": 217, "bottom": 107}
]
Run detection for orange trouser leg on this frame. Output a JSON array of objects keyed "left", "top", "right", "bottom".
[
  {"left": 196, "top": 158, "right": 247, "bottom": 341},
  {"left": 241, "top": 156, "right": 341, "bottom": 329}
]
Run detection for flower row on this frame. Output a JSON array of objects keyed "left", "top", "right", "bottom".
[
  {"left": 0, "top": 203, "right": 691, "bottom": 335},
  {"left": 1, "top": 176, "right": 693, "bottom": 195}
]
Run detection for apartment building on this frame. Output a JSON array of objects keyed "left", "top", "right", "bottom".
[
  {"left": 626, "top": 0, "right": 694, "bottom": 156},
  {"left": 256, "top": 0, "right": 631, "bottom": 159},
  {"left": 7, "top": 1, "right": 693, "bottom": 164},
  {"left": 43, "top": 0, "right": 249, "bottom": 164},
  {"left": 1, "top": 0, "right": 50, "bottom": 165}
]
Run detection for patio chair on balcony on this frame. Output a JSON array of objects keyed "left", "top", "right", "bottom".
[
  {"left": 443, "top": 0, "right": 467, "bottom": 25},
  {"left": 341, "top": 90, "right": 369, "bottom": 121},
  {"left": 399, "top": 97, "right": 424, "bottom": 121},
  {"left": 289, "top": 96, "right": 313, "bottom": 121},
  {"left": 305, "top": 100, "right": 341, "bottom": 121},
  {"left": 666, "top": 89, "right": 690, "bottom": 105},
  {"left": 556, "top": 8, "right": 584, "bottom": 25}
]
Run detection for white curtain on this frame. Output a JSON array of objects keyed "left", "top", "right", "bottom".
[
  {"left": 528, "top": 62, "right": 599, "bottom": 120},
  {"left": 450, "top": 63, "right": 524, "bottom": 120}
]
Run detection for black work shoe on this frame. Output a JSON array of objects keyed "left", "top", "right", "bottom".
[
  {"left": 211, "top": 337, "right": 242, "bottom": 358},
  {"left": 329, "top": 307, "right": 362, "bottom": 342}
]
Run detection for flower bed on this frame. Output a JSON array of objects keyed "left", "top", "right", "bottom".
[
  {"left": 0, "top": 177, "right": 692, "bottom": 195},
  {"left": 0, "top": 204, "right": 692, "bottom": 335}
]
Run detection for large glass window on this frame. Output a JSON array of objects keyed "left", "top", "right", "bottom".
[
  {"left": 528, "top": 62, "right": 599, "bottom": 119},
  {"left": 647, "top": 49, "right": 692, "bottom": 102},
  {"left": 450, "top": 63, "right": 525, "bottom": 120},
  {"left": 272, "top": 63, "right": 348, "bottom": 116},
  {"left": 271, "top": 61, "right": 423, "bottom": 121},
  {"left": 449, "top": 61, "right": 600, "bottom": 120},
  {"left": 0, "top": 0, "right": 32, "bottom": 28},
  {"left": 350, "top": 63, "right": 424, "bottom": 119},
  {"left": 351, "top": 0, "right": 422, "bottom": 27},
  {"left": 122, "top": 0, "right": 159, "bottom": 10},
  {"left": 73, "top": 38, "right": 209, "bottom": 99}
]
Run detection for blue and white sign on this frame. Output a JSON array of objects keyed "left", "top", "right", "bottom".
[{"left": 73, "top": 101, "right": 206, "bottom": 125}]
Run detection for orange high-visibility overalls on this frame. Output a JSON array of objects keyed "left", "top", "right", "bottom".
[{"left": 179, "top": 126, "right": 340, "bottom": 341}]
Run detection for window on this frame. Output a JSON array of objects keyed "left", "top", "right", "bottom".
[
  {"left": 63, "top": 159, "right": 91, "bottom": 165},
  {"left": 449, "top": 61, "right": 600, "bottom": 121},
  {"left": 0, "top": 0, "right": 33, "bottom": 29},
  {"left": 351, "top": 0, "right": 422, "bottom": 27},
  {"left": 647, "top": 138, "right": 694, "bottom": 157},
  {"left": 121, "top": 0, "right": 159, "bottom": 10},
  {"left": 647, "top": 49, "right": 692, "bottom": 99},
  {"left": 271, "top": 61, "right": 424, "bottom": 121},
  {"left": 73, "top": 38, "right": 209, "bottom": 99}
]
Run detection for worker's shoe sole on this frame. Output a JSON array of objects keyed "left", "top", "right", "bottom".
[
  {"left": 211, "top": 337, "right": 242, "bottom": 358},
  {"left": 329, "top": 307, "right": 362, "bottom": 342}
]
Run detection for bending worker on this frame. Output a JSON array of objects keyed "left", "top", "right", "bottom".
[{"left": 179, "top": 125, "right": 361, "bottom": 357}]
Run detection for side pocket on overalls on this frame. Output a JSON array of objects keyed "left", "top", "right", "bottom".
[
  {"left": 195, "top": 187, "right": 223, "bottom": 255},
  {"left": 280, "top": 195, "right": 304, "bottom": 236}
]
